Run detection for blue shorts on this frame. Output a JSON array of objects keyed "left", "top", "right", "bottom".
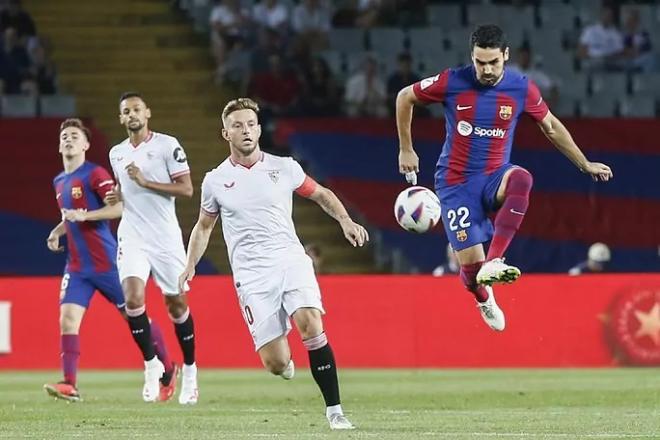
[
  {"left": 435, "top": 164, "right": 514, "bottom": 251},
  {"left": 59, "top": 270, "right": 126, "bottom": 309}
]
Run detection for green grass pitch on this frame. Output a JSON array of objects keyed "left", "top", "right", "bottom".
[{"left": 1, "top": 369, "right": 659, "bottom": 439}]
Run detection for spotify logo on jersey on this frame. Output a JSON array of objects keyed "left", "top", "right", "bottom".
[{"left": 457, "top": 120, "right": 473, "bottom": 136}]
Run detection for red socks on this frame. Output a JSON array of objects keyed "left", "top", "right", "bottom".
[
  {"left": 460, "top": 262, "right": 489, "bottom": 302},
  {"left": 487, "top": 168, "right": 533, "bottom": 260}
]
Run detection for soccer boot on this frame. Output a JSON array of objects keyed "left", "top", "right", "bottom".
[
  {"left": 477, "top": 286, "right": 506, "bottom": 331},
  {"left": 328, "top": 413, "right": 356, "bottom": 430},
  {"left": 477, "top": 258, "right": 521, "bottom": 286},
  {"left": 179, "top": 363, "right": 199, "bottom": 405},
  {"left": 159, "top": 364, "right": 179, "bottom": 402},
  {"left": 44, "top": 381, "right": 81, "bottom": 402},
  {"left": 143, "top": 358, "right": 165, "bottom": 402}
]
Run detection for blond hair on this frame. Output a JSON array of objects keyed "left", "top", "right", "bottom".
[{"left": 222, "top": 98, "right": 260, "bottom": 122}]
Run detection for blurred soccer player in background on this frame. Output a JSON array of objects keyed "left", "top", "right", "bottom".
[
  {"left": 105, "top": 93, "right": 197, "bottom": 404},
  {"left": 396, "top": 24, "right": 612, "bottom": 331},
  {"left": 179, "top": 98, "right": 368, "bottom": 430},
  {"left": 45, "top": 118, "right": 174, "bottom": 402}
]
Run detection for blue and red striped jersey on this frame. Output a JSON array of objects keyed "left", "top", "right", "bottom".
[
  {"left": 413, "top": 65, "right": 549, "bottom": 186},
  {"left": 53, "top": 161, "right": 117, "bottom": 274}
]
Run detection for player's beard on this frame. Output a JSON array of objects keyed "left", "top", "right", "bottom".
[
  {"left": 234, "top": 141, "right": 257, "bottom": 157},
  {"left": 127, "top": 121, "right": 145, "bottom": 132},
  {"left": 479, "top": 72, "right": 502, "bottom": 86}
]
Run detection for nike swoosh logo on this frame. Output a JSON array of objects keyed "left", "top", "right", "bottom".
[
  {"left": 56, "top": 193, "right": 61, "bottom": 199},
  {"left": 536, "top": 97, "right": 543, "bottom": 105},
  {"left": 456, "top": 105, "right": 472, "bottom": 111},
  {"left": 224, "top": 182, "right": 235, "bottom": 188},
  {"left": 510, "top": 209, "right": 525, "bottom": 215}
]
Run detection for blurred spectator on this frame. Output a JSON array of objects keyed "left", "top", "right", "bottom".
[
  {"left": 387, "top": 53, "right": 429, "bottom": 117},
  {"left": 577, "top": 6, "right": 624, "bottom": 72},
  {"left": 432, "top": 244, "right": 459, "bottom": 277},
  {"left": 568, "top": 242, "right": 611, "bottom": 275},
  {"left": 0, "top": 0, "right": 36, "bottom": 44},
  {"left": 209, "top": 0, "right": 251, "bottom": 83},
  {"left": 251, "top": 27, "right": 284, "bottom": 73},
  {"left": 509, "top": 45, "right": 559, "bottom": 108},
  {"left": 305, "top": 243, "right": 324, "bottom": 274},
  {"left": 355, "top": 0, "right": 386, "bottom": 28},
  {"left": 300, "top": 56, "right": 340, "bottom": 116},
  {"left": 19, "top": 74, "right": 36, "bottom": 95},
  {"left": 248, "top": 53, "right": 301, "bottom": 117},
  {"left": 0, "top": 26, "right": 31, "bottom": 93},
  {"left": 621, "top": 8, "right": 656, "bottom": 73},
  {"left": 222, "top": 36, "right": 252, "bottom": 92},
  {"left": 29, "top": 44, "right": 56, "bottom": 94},
  {"left": 344, "top": 54, "right": 387, "bottom": 117},
  {"left": 292, "top": 0, "right": 331, "bottom": 51},
  {"left": 252, "top": 0, "right": 289, "bottom": 35},
  {"left": 394, "top": 0, "right": 427, "bottom": 27}
]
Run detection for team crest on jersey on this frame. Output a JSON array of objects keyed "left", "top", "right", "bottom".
[
  {"left": 268, "top": 170, "right": 280, "bottom": 183},
  {"left": 499, "top": 105, "right": 513, "bottom": 120},
  {"left": 456, "top": 230, "right": 468, "bottom": 242},
  {"left": 71, "top": 186, "right": 83, "bottom": 199}
]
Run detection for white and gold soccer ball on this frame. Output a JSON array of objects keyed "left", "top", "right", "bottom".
[{"left": 394, "top": 186, "right": 441, "bottom": 233}]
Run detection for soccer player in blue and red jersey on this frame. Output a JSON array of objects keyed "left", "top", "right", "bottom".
[
  {"left": 44, "top": 119, "right": 177, "bottom": 402},
  {"left": 396, "top": 25, "right": 613, "bottom": 331}
]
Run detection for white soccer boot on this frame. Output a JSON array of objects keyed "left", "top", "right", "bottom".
[
  {"left": 143, "top": 357, "right": 165, "bottom": 402},
  {"left": 280, "top": 359, "right": 295, "bottom": 380},
  {"left": 477, "top": 286, "right": 506, "bottom": 331},
  {"left": 328, "top": 413, "right": 356, "bottom": 430},
  {"left": 476, "top": 258, "right": 521, "bottom": 286},
  {"left": 179, "top": 363, "right": 199, "bottom": 405}
]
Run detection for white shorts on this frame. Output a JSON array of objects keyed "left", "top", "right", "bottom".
[
  {"left": 117, "top": 240, "right": 189, "bottom": 296},
  {"left": 235, "top": 256, "right": 324, "bottom": 351}
]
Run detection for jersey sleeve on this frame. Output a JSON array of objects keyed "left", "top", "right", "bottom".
[
  {"left": 289, "top": 158, "right": 318, "bottom": 197},
  {"left": 165, "top": 138, "right": 191, "bottom": 179},
  {"left": 524, "top": 79, "right": 550, "bottom": 122},
  {"left": 89, "top": 166, "right": 116, "bottom": 199},
  {"left": 200, "top": 174, "right": 219, "bottom": 217},
  {"left": 412, "top": 69, "right": 450, "bottom": 103}
]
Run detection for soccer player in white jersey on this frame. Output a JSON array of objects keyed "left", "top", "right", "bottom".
[
  {"left": 179, "top": 98, "right": 368, "bottom": 430},
  {"left": 105, "top": 92, "right": 198, "bottom": 404}
]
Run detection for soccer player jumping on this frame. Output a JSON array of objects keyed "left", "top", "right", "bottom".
[{"left": 396, "top": 25, "right": 612, "bottom": 331}]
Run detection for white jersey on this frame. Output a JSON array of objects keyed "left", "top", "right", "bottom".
[
  {"left": 109, "top": 131, "right": 190, "bottom": 251},
  {"left": 200, "top": 152, "right": 310, "bottom": 282}
]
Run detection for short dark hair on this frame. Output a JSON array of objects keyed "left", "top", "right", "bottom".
[
  {"left": 119, "top": 91, "right": 145, "bottom": 105},
  {"left": 222, "top": 97, "right": 260, "bottom": 122},
  {"left": 470, "top": 24, "right": 507, "bottom": 52},
  {"left": 60, "top": 118, "right": 91, "bottom": 141}
]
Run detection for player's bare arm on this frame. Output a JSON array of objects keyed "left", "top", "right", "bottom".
[
  {"left": 396, "top": 85, "right": 421, "bottom": 184},
  {"left": 125, "top": 162, "right": 194, "bottom": 197},
  {"left": 63, "top": 202, "right": 123, "bottom": 223},
  {"left": 46, "top": 221, "right": 66, "bottom": 253},
  {"left": 538, "top": 111, "right": 613, "bottom": 182},
  {"left": 178, "top": 210, "right": 218, "bottom": 292},
  {"left": 305, "top": 184, "right": 369, "bottom": 247}
]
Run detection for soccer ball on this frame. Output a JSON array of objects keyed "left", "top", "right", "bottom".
[{"left": 394, "top": 186, "right": 441, "bottom": 233}]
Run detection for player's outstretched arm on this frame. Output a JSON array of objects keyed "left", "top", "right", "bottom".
[
  {"left": 46, "top": 221, "right": 66, "bottom": 253},
  {"left": 396, "top": 85, "right": 421, "bottom": 184},
  {"left": 62, "top": 202, "right": 123, "bottom": 223},
  {"left": 305, "top": 184, "right": 369, "bottom": 247},
  {"left": 538, "top": 111, "right": 613, "bottom": 182},
  {"left": 125, "top": 162, "right": 194, "bottom": 198},
  {"left": 178, "top": 210, "right": 218, "bottom": 292}
]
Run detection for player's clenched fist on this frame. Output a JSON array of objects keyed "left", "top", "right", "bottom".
[
  {"left": 46, "top": 231, "right": 64, "bottom": 253},
  {"left": 104, "top": 185, "right": 122, "bottom": 205},
  {"left": 340, "top": 218, "right": 370, "bottom": 247},
  {"left": 178, "top": 265, "right": 195, "bottom": 294},
  {"left": 125, "top": 162, "right": 147, "bottom": 187}
]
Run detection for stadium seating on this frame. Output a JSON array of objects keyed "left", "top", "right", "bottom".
[{"left": 0, "top": 96, "right": 38, "bottom": 118}]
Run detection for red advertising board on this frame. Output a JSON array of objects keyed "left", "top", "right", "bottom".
[{"left": 1, "top": 275, "right": 659, "bottom": 369}]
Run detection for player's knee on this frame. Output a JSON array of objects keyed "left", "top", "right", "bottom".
[
  {"left": 165, "top": 297, "right": 188, "bottom": 320},
  {"left": 508, "top": 168, "right": 533, "bottom": 195},
  {"left": 294, "top": 309, "right": 323, "bottom": 339},
  {"left": 126, "top": 298, "right": 145, "bottom": 310},
  {"left": 262, "top": 356, "right": 289, "bottom": 375},
  {"left": 60, "top": 311, "right": 81, "bottom": 333}
]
